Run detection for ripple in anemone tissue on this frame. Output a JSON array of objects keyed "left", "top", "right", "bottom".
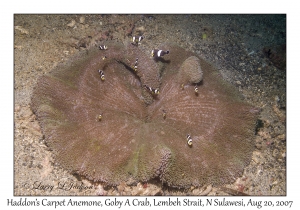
[{"left": 31, "top": 41, "right": 259, "bottom": 188}]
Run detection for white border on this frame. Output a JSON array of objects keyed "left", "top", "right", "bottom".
[{"left": 2, "top": 1, "right": 299, "bottom": 209}]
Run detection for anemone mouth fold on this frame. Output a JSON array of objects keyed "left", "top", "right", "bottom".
[{"left": 31, "top": 42, "right": 259, "bottom": 188}]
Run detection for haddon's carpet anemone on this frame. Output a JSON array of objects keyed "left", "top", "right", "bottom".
[{"left": 31, "top": 41, "right": 259, "bottom": 188}]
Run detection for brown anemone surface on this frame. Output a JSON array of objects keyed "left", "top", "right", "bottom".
[{"left": 31, "top": 42, "right": 259, "bottom": 188}]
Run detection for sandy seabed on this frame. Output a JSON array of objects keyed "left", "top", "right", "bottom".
[{"left": 14, "top": 14, "right": 286, "bottom": 196}]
